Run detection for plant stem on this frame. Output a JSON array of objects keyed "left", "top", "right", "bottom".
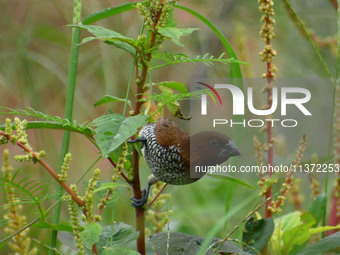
[
  {"left": 260, "top": 0, "right": 276, "bottom": 219},
  {"left": 132, "top": 60, "right": 150, "bottom": 255},
  {"left": 50, "top": 0, "right": 82, "bottom": 253},
  {"left": 265, "top": 76, "right": 273, "bottom": 219},
  {"left": 132, "top": 3, "right": 164, "bottom": 253},
  {"left": 326, "top": 0, "right": 340, "bottom": 236},
  {"left": 132, "top": 147, "right": 145, "bottom": 254}
]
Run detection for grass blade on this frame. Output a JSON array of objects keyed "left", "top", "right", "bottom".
[{"left": 50, "top": 1, "right": 82, "bottom": 254}]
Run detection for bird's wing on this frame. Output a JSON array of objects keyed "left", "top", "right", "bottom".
[{"left": 154, "top": 118, "right": 189, "bottom": 148}]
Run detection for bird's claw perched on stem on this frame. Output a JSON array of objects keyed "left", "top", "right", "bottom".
[
  {"left": 131, "top": 189, "right": 148, "bottom": 208},
  {"left": 131, "top": 183, "right": 151, "bottom": 208}
]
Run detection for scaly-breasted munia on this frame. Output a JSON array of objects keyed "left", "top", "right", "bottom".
[{"left": 131, "top": 118, "right": 240, "bottom": 207}]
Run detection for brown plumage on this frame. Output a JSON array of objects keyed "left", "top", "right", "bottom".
[{"left": 131, "top": 118, "right": 240, "bottom": 207}]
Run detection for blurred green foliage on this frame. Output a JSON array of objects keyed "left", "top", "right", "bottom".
[{"left": 0, "top": 0, "right": 338, "bottom": 254}]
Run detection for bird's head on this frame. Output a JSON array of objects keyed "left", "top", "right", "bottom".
[{"left": 189, "top": 131, "right": 240, "bottom": 167}]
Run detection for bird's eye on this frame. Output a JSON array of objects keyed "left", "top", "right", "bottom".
[{"left": 209, "top": 138, "right": 220, "bottom": 147}]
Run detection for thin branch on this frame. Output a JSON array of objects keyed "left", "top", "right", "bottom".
[
  {"left": 0, "top": 131, "right": 85, "bottom": 209},
  {"left": 148, "top": 184, "right": 168, "bottom": 207}
]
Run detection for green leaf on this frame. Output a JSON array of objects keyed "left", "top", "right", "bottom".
[
  {"left": 309, "top": 225, "right": 340, "bottom": 235},
  {"left": 151, "top": 232, "right": 251, "bottom": 255},
  {"left": 94, "top": 114, "right": 149, "bottom": 157},
  {"left": 91, "top": 181, "right": 121, "bottom": 207},
  {"left": 107, "top": 143, "right": 134, "bottom": 172},
  {"left": 242, "top": 217, "right": 274, "bottom": 254},
  {"left": 207, "top": 174, "right": 256, "bottom": 190},
  {"left": 79, "top": 222, "right": 102, "bottom": 248},
  {"left": 163, "top": 6, "right": 176, "bottom": 27},
  {"left": 94, "top": 95, "right": 131, "bottom": 107},
  {"left": 82, "top": 3, "right": 136, "bottom": 25},
  {"left": 157, "top": 86, "right": 181, "bottom": 115},
  {"left": 270, "top": 211, "right": 301, "bottom": 252},
  {"left": 275, "top": 211, "right": 302, "bottom": 232},
  {"left": 0, "top": 120, "right": 96, "bottom": 149},
  {"left": 150, "top": 51, "right": 243, "bottom": 71},
  {"left": 156, "top": 81, "right": 188, "bottom": 93},
  {"left": 174, "top": 4, "right": 242, "bottom": 80},
  {"left": 158, "top": 27, "right": 199, "bottom": 47},
  {"left": 102, "top": 246, "right": 140, "bottom": 255},
  {"left": 0, "top": 174, "right": 49, "bottom": 218},
  {"left": 296, "top": 232, "right": 340, "bottom": 255},
  {"left": 308, "top": 194, "right": 327, "bottom": 228},
  {"left": 34, "top": 221, "right": 73, "bottom": 232},
  {"left": 0, "top": 107, "right": 95, "bottom": 137},
  {"left": 93, "top": 182, "right": 124, "bottom": 194},
  {"left": 282, "top": 212, "right": 316, "bottom": 254},
  {"left": 72, "top": 24, "right": 137, "bottom": 54},
  {"left": 96, "top": 222, "right": 139, "bottom": 254}
]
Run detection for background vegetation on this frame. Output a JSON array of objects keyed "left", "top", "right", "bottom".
[{"left": 0, "top": 0, "right": 339, "bottom": 254}]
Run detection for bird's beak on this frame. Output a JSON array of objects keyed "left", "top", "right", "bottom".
[{"left": 218, "top": 140, "right": 241, "bottom": 158}]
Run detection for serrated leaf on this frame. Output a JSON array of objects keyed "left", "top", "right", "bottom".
[
  {"left": 157, "top": 81, "right": 188, "bottom": 93},
  {"left": 71, "top": 24, "right": 137, "bottom": 54},
  {"left": 79, "top": 222, "right": 102, "bottom": 248},
  {"left": 158, "top": 86, "right": 181, "bottom": 116},
  {"left": 94, "top": 95, "right": 131, "bottom": 107},
  {"left": 151, "top": 232, "right": 251, "bottom": 255},
  {"left": 94, "top": 114, "right": 149, "bottom": 157},
  {"left": 150, "top": 51, "right": 243, "bottom": 71},
  {"left": 158, "top": 27, "right": 199, "bottom": 47},
  {"left": 242, "top": 217, "right": 274, "bottom": 254}
]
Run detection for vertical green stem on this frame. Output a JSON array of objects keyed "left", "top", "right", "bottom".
[
  {"left": 336, "top": 0, "right": 340, "bottom": 79},
  {"left": 326, "top": 0, "right": 340, "bottom": 237},
  {"left": 49, "top": 1, "right": 81, "bottom": 254}
]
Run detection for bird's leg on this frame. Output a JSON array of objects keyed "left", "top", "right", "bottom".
[{"left": 128, "top": 137, "right": 147, "bottom": 144}]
